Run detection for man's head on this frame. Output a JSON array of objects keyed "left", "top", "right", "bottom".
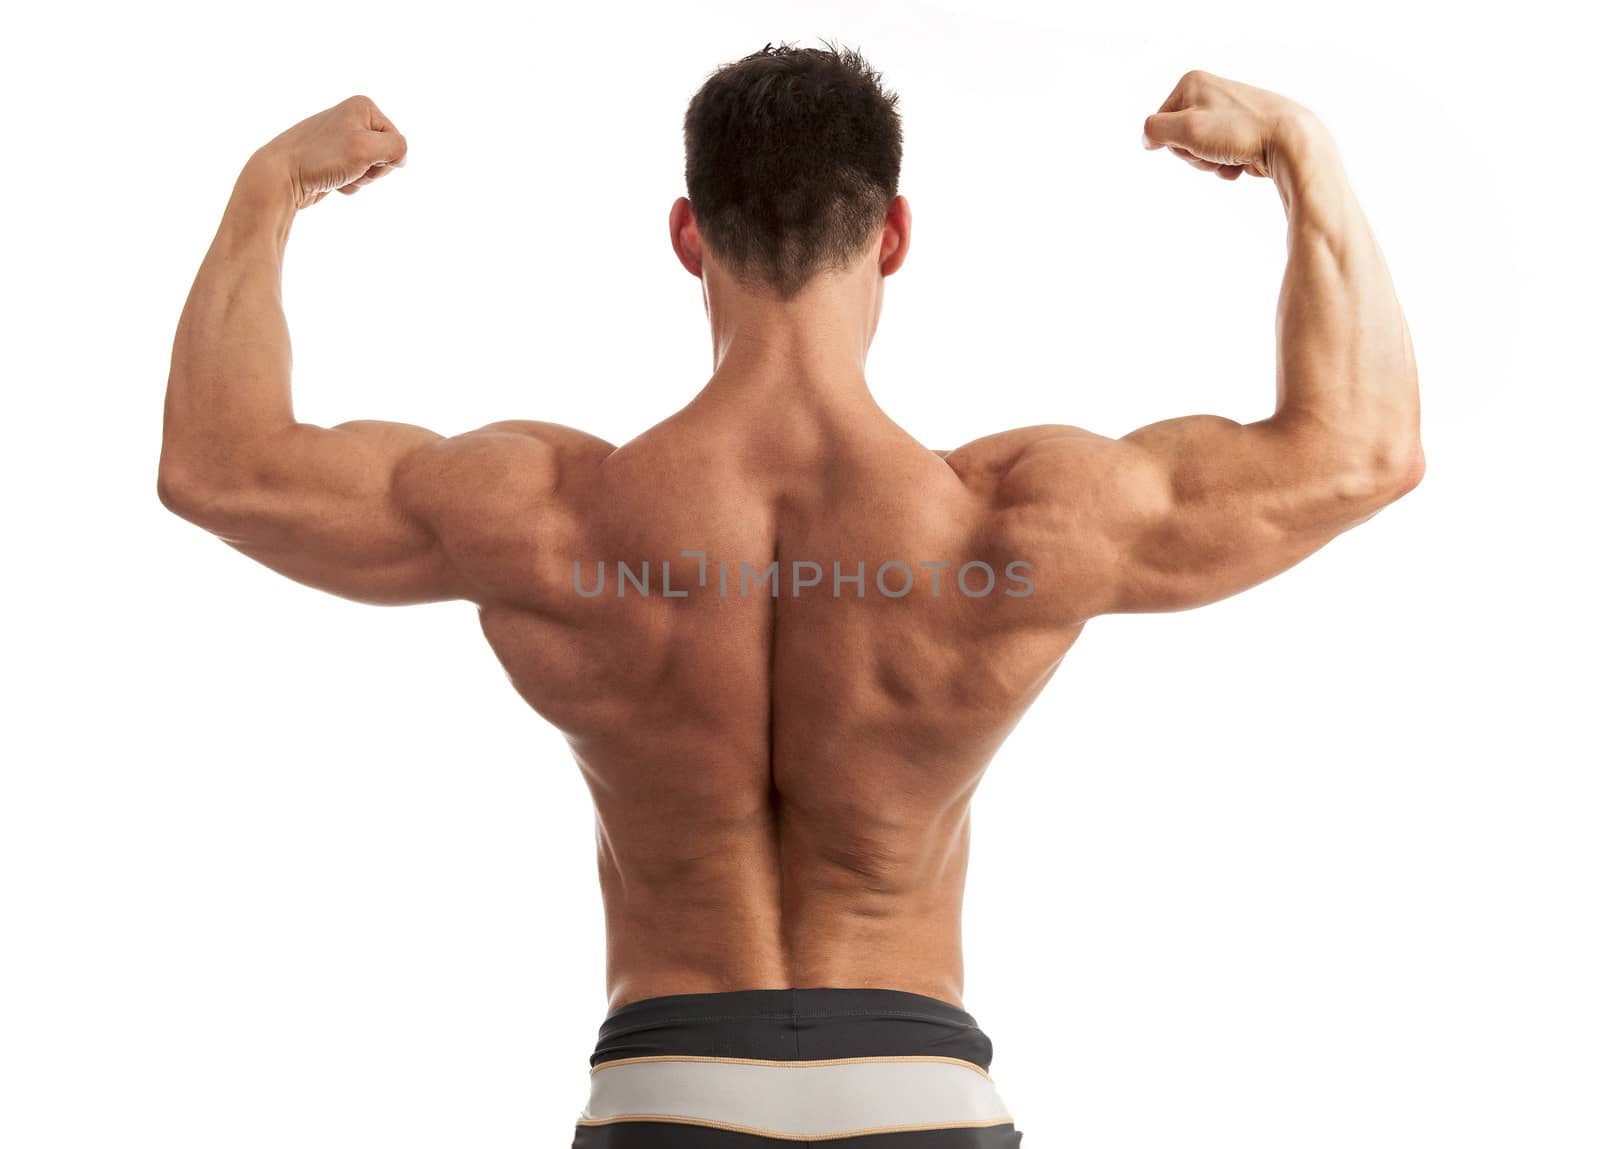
[{"left": 672, "top": 41, "right": 908, "bottom": 303}]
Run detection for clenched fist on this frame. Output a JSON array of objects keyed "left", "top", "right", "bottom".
[
  {"left": 1141, "top": 70, "right": 1318, "bottom": 182},
  {"left": 248, "top": 95, "right": 408, "bottom": 210}
]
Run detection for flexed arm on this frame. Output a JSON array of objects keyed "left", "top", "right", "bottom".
[
  {"left": 1001, "top": 71, "right": 1424, "bottom": 619},
  {"left": 158, "top": 96, "right": 472, "bottom": 605}
]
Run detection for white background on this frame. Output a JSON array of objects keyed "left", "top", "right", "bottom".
[{"left": 2, "top": 1, "right": 1594, "bottom": 1146}]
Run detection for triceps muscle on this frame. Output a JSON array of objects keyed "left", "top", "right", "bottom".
[
  {"left": 1104, "top": 412, "right": 1379, "bottom": 613},
  {"left": 203, "top": 420, "right": 465, "bottom": 606}
]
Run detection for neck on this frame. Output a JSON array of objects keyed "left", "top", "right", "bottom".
[{"left": 697, "top": 265, "right": 880, "bottom": 410}]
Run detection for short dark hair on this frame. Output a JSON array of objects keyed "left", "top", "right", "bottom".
[{"left": 683, "top": 40, "right": 903, "bottom": 299}]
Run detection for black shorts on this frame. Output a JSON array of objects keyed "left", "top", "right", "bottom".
[{"left": 571, "top": 987, "right": 1024, "bottom": 1147}]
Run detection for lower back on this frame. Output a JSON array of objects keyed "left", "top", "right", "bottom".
[{"left": 588, "top": 767, "right": 977, "bottom": 1012}]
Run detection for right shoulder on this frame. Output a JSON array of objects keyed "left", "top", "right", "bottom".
[
  {"left": 943, "top": 423, "right": 1155, "bottom": 503},
  {"left": 946, "top": 423, "right": 1170, "bottom": 625}
]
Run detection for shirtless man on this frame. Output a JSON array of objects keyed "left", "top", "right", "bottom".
[{"left": 158, "top": 45, "right": 1422, "bottom": 1148}]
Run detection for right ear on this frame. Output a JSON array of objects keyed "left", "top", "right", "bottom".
[
  {"left": 669, "top": 197, "right": 703, "bottom": 279},
  {"left": 879, "top": 195, "right": 911, "bottom": 278}
]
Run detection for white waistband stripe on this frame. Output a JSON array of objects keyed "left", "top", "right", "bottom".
[{"left": 579, "top": 1055, "right": 1013, "bottom": 1139}]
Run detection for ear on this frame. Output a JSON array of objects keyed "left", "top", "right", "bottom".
[
  {"left": 669, "top": 197, "right": 703, "bottom": 278},
  {"left": 879, "top": 195, "right": 911, "bottom": 278}
]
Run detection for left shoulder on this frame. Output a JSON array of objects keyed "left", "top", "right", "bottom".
[
  {"left": 456, "top": 419, "right": 616, "bottom": 462},
  {"left": 395, "top": 419, "right": 615, "bottom": 520}
]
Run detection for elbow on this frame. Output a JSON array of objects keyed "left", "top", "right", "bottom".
[
  {"left": 157, "top": 455, "right": 238, "bottom": 527},
  {"left": 159, "top": 431, "right": 289, "bottom": 531},
  {"left": 1376, "top": 434, "right": 1426, "bottom": 501},
  {"left": 156, "top": 458, "right": 202, "bottom": 519},
  {"left": 1331, "top": 435, "right": 1425, "bottom": 510}
]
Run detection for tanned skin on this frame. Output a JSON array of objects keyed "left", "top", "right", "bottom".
[{"left": 159, "top": 72, "right": 1423, "bottom": 1013}]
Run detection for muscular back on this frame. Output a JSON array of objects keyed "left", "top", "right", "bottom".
[
  {"left": 418, "top": 391, "right": 1084, "bottom": 1010},
  {"left": 160, "top": 74, "right": 1422, "bottom": 1015},
  {"left": 170, "top": 338, "right": 1415, "bottom": 1014}
]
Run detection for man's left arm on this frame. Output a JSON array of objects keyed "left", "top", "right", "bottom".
[{"left": 158, "top": 96, "right": 470, "bottom": 606}]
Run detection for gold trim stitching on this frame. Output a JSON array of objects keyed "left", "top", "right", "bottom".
[{"left": 572, "top": 1113, "right": 1017, "bottom": 1141}]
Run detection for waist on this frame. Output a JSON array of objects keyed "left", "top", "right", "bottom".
[
  {"left": 598, "top": 889, "right": 968, "bottom": 1013},
  {"left": 576, "top": 987, "right": 1019, "bottom": 1144}
]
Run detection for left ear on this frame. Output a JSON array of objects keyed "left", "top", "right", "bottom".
[
  {"left": 879, "top": 195, "right": 911, "bottom": 277},
  {"left": 669, "top": 197, "right": 704, "bottom": 279}
]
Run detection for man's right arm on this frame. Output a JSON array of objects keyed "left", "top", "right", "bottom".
[{"left": 1001, "top": 72, "right": 1423, "bottom": 620}]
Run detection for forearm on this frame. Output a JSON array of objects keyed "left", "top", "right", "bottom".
[
  {"left": 1268, "top": 113, "right": 1422, "bottom": 487},
  {"left": 160, "top": 154, "right": 299, "bottom": 492}
]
